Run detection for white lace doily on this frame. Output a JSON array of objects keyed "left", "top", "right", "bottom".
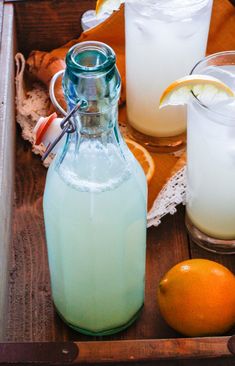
[
  {"left": 15, "top": 53, "right": 187, "bottom": 227},
  {"left": 147, "top": 166, "right": 186, "bottom": 227}
]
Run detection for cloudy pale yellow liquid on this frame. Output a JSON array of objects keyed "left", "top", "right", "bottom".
[
  {"left": 187, "top": 65, "right": 235, "bottom": 239},
  {"left": 125, "top": 0, "right": 213, "bottom": 137},
  {"left": 43, "top": 141, "right": 147, "bottom": 334}
]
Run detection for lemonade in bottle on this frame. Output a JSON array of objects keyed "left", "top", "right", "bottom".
[{"left": 43, "top": 42, "right": 147, "bottom": 335}]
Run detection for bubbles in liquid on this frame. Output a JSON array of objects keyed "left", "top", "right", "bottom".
[{"left": 57, "top": 141, "right": 132, "bottom": 193}]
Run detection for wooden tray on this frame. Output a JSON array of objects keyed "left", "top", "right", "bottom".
[{"left": 0, "top": 0, "right": 235, "bottom": 364}]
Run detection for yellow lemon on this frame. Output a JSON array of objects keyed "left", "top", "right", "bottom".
[{"left": 158, "top": 259, "right": 235, "bottom": 336}]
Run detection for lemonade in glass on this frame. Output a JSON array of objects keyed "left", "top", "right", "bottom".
[{"left": 186, "top": 51, "right": 235, "bottom": 254}]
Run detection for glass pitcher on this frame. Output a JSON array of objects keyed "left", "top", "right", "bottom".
[
  {"left": 43, "top": 41, "right": 147, "bottom": 336},
  {"left": 125, "top": 0, "right": 213, "bottom": 152}
]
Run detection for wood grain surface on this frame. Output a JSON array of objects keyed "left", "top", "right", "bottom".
[
  {"left": 1, "top": 0, "right": 235, "bottom": 364},
  {"left": 0, "top": 3, "right": 15, "bottom": 340},
  {"left": 13, "top": 0, "right": 96, "bottom": 56}
]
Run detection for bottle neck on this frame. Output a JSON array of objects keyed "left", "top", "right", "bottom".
[
  {"left": 57, "top": 119, "right": 125, "bottom": 182},
  {"left": 63, "top": 41, "right": 121, "bottom": 136},
  {"left": 70, "top": 102, "right": 119, "bottom": 136}
]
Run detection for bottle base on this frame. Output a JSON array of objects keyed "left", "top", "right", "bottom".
[
  {"left": 185, "top": 214, "right": 235, "bottom": 255},
  {"left": 55, "top": 304, "right": 144, "bottom": 336},
  {"left": 127, "top": 124, "right": 186, "bottom": 153}
]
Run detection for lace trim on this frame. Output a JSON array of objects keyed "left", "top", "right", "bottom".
[{"left": 147, "top": 166, "right": 186, "bottom": 227}]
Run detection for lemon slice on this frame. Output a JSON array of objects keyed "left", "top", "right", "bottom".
[
  {"left": 96, "top": 0, "right": 124, "bottom": 17},
  {"left": 125, "top": 137, "right": 155, "bottom": 183},
  {"left": 159, "top": 75, "right": 235, "bottom": 108}
]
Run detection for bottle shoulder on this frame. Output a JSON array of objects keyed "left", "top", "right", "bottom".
[{"left": 47, "top": 137, "right": 147, "bottom": 194}]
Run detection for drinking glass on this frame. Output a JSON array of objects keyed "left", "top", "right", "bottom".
[
  {"left": 125, "top": 0, "right": 213, "bottom": 152},
  {"left": 186, "top": 51, "right": 235, "bottom": 254}
]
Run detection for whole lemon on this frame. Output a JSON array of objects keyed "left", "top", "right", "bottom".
[{"left": 157, "top": 259, "right": 235, "bottom": 337}]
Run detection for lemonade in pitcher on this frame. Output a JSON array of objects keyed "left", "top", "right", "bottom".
[
  {"left": 125, "top": 0, "right": 213, "bottom": 150},
  {"left": 43, "top": 42, "right": 147, "bottom": 335}
]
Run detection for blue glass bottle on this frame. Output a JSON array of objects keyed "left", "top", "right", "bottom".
[{"left": 43, "top": 41, "right": 147, "bottom": 336}]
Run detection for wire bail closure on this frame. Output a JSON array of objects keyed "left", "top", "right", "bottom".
[
  {"left": 41, "top": 101, "right": 83, "bottom": 162},
  {"left": 42, "top": 70, "right": 83, "bottom": 162}
]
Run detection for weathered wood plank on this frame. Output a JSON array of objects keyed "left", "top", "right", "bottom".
[
  {"left": 0, "top": 337, "right": 233, "bottom": 364},
  {"left": 75, "top": 337, "right": 234, "bottom": 363},
  {"left": 7, "top": 134, "right": 71, "bottom": 342},
  {"left": 13, "top": 0, "right": 96, "bottom": 56},
  {"left": 0, "top": 3, "right": 15, "bottom": 340},
  {"left": 189, "top": 237, "right": 235, "bottom": 273}
]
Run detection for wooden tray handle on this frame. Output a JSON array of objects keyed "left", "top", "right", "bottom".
[
  {"left": 0, "top": 337, "right": 234, "bottom": 364},
  {"left": 228, "top": 335, "right": 235, "bottom": 355},
  {"left": 0, "top": 342, "right": 78, "bottom": 364},
  {"left": 75, "top": 337, "right": 235, "bottom": 363}
]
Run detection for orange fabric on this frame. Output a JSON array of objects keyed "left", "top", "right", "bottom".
[
  {"left": 118, "top": 106, "right": 182, "bottom": 210},
  {"left": 26, "top": 0, "right": 235, "bottom": 211},
  {"left": 75, "top": 6, "right": 126, "bottom": 103}
]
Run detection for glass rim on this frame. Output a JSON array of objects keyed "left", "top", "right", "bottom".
[
  {"left": 66, "top": 41, "right": 116, "bottom": 74},
  {"left": 154, "top": 0, "right": 210, "bottom": 9},
  {"left": 126, "top": 0, "right": 212, "bottom": 12},
  {"left": 190, "top": 50, "right": 235, "bottom": 124}
]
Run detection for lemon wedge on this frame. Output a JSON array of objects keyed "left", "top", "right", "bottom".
[
  {"left": 96, "top": 0, "right": 124, "bottom": 17},
  {"left": 159, "top": 75, "right": 235, "bottom": 108}
]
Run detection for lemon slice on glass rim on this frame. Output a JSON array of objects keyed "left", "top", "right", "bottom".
[
  {"left": 96, "top": 0, "right": 124, "bottom": 16},
  {"left": 159, "top": 74, "right": 235, "bottom": 109}
]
